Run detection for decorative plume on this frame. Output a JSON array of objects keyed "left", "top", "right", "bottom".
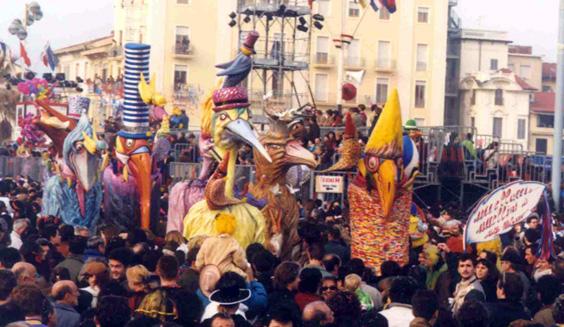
[
  {"left": 321, "top": 113, "right": 361, "bottom": 172},
  {"left": 365, "top": 89, "right": 403, "bottom": 158}
]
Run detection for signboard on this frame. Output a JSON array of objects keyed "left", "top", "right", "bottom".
[
  {"left": 465, "top": 181, "right": 546, "bottom": 244},
  {"left": 315, "top": 175, "right": 344, "bottom": 193}
]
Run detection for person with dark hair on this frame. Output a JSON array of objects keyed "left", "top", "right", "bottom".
[
  {"left": 325, "top": 228, "right": 350, "bottom": 264},
  {"left": 52, "top": 280, "right": 80, "bottom": 327},
  {"left": 84, "top": 236, "right": 105, "bottom": 262},
  {"left": 487, "top": 272, "right": 530, "bottom": 327},
  {"left": 267, "top": 304, "right": 299, "bottom": 327},
  {"left": 500, "top": 248, "right": 530, "bottom": 301},
  {"left": 305, "top": 242, "right": 331, "bottom": 278},
  {"left": 455, "top": 300, "right": 490, "bottom": 327},
  {"left": 320, "top": 276, "right": 338, "bottom": 302},
  {"left": 326, "top": 291, "right": 362, "bottom": 327},
  {"left": 249, "top": 249, "right": 276, "bottom": 293},
  {"left": 475, "top": 258, "right": 499, "bottom": 302},
  {"left": 96, "top": 295, "right": 132, "bottom": 327},
  {"left": 452, "top": 253, "right": 484, "bottom": 314},
  {"left": 533, "top": 274, "right": 561, "bottom": 326},
  {"left": 108, "top": 247, "right": 134, "bottom": 283},
  {"left": 0, "top": 247, "right": 21, "bottom": 269},
  {"left": 411, "top": 289, "right": 439, "bottom": 327},
  {"left": 200, "top": 273, "right": 252, "bottom": 326},
  {"left": 269, "top": 261, "right": 301, "bottom": 324},
  {"left": 54, "top": 236, "right": 86, "bottom": 282},
  {"left": 322, "top": 254, "right": 341, "bottom": 277},
  {"left": 205, "top": 312, "right": 235, "bottom": 327},
  {"left": 0, "top": 269, "right": 24, "bottom": 326},
  {"left": 40, "top": 223, "right": 61, "bottom": 247},
  {"left": 11, "top": 284, "right": 54, "bottom": 326},
  {"left": 295, "top": 267, "right": 322, "bottom": 311},
  {"left": 380, "top": 277, "right": 418, "bottom": 325}
]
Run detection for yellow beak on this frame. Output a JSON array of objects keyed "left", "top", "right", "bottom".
[{"left": 376, "top": 159, "right": 397, "bottom": 219}]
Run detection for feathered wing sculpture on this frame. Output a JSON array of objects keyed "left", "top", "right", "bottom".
[
  {"left": 42, "top": 112, "right": 106, "bottom": 230},
  {"left": 321, "top": 113, "right": 362, "bottom": 172},
  {"left": 348, "top": 89, "right": 417, "bottom": 271}
]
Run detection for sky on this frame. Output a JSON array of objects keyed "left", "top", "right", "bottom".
[
  {"left": 456, "top": 0, "right": 559, "bottom": 62},
  {"left": 0, "top": 0, "right": 560, "bottom": 74}
]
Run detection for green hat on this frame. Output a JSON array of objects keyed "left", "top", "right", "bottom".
[{"left": 404, "top": 119, "right": 418, "bottom": 130}]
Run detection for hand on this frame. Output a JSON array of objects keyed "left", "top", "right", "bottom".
[
  {"left": 246, "top": 265, "right": 255, "bottom": 282},
  {"left": 437, "top": 243, "right": 450, "bottom": 253}
]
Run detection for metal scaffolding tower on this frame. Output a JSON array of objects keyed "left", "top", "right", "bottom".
[{"left": 236, "top": 0, "right": 312, "bottom": 117}]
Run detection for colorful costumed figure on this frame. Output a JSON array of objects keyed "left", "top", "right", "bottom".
[
  {"left": 247, "top": 118, "right": 317, "bottom": 259},
  {"left": 42, "top": 100, "right": 107, "bottom": 230},
  {"left": 183, "top": 31, "right": 272, "bottom": 249},
  {"left": 103, "top": 43, "right": 170, "bottom": 230},
  {"left": 33, "top": 99, "right": 78, "bottom": 157},
  {"left": 347, "top": 89, "right": 418, "bottom": 270}
]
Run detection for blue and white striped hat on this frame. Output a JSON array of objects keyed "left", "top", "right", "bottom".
[{"left": 120, "top": 43, "right": 151, "bottom": 139}]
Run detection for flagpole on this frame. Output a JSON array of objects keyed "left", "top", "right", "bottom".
[
  {"left": 336, "top": 0, "right": 347, "bottom": 110},
  {"left": 552, "top": 0, "right": 563, "bottom": 211}
]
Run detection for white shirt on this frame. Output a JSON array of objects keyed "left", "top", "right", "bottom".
[
  {"left": 201, "top": 302, "right": 248, "bottom": 322},
  {"left": 10, "top": 231, "right": 22, "bottom": 250},
  {"left": 379, "top": 303, "right": 415, "bottom": 327},
  {"left": 0, "top": 197, "right": 12, "bottom": 216},
  {"left": 81, "top": 286, "right": 100, "bottom": 308}
]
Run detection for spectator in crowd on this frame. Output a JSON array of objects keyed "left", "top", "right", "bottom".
[
  {"left": 10, "top": 218, "right": 29, "bottom": 250},
  {"left": 533, "top": 274, "right": 561, "bottom": 326},
  {"left": 411, "top": 289, "right": 439, "bottom": 327},
  {"left": 11, "top": 284, "right": 55, "bottom": 326},
  {"left": 0, "top": 269, "right": 24, "bottom": 326},
  {"left": 295, "top": 267, "right": 323, "bottom": 311},
  {"left": 452, "top": 253, "right": 484, "bottom": 314},
  {"left": 487, "top": 272, "right": 530, "bottom": 327},
  {"left": 80, "top": 260, "right": 110, "bottom": 308},
  {"left": 54, "top": 236, "right": 86, "bottom": 283},
  {"left": 475, "top": 258, "right": 499, "bottom": 302},
  {"left": 320, "top": 275, "right": 339, "bottom": 302},
  {"left": 379, "top": 277, "right": 417, "bottom": 326},
  {"left": 108, "top": 247, "right": 133, "bottom": 284},
  {"left": 303, "top": 301, "right": 335, "bottom": 326},
  {"left": 51, "top": 280, "right": 81, "bottom": 327},
  {"left": 96, "top": 295, "right": 132, "bottom": 327},
  {"left": 455, "top": 300, "right": 490, "bottom": 327}
]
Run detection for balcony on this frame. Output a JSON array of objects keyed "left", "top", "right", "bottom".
[
  {"left": 374, "top": 59, "right": 396, "bottom": 73},
  {"left": 173, "top": 44, "right": 194, "bottom": 58},
  {"left": 237, "top": 0, "right": 311, "bottom": 17},
  {"left": 345, "top": 57, "right": 365, "bottom": 70},
  {"left": 312, "top": 53, "right": 334, "bottom": 68}
]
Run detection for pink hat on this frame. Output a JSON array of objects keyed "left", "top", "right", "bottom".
[
  {"left": 241, "top": 31, "right": 259, "bottom": 54},
  {"left": 213, "top": 86, "right": 250, "bottom": 112}
]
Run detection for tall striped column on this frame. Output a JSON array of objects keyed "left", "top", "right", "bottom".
[{"left": 121, "top": 43, "right": 150, "bottom": 137}]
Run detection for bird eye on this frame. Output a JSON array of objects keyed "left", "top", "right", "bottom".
[
  {"left": 74, "top": 142, "right": 84, "bottom": 152},
  {"left": 268, "top": 144, "right": 281, "bottom": 150},
  {"left": 367, "top": 156, "right": 379, "bottom": 172},
  {"left": 126, "top": 139, "right": 134, "bottom": 148},
  {"left": 219, "top": 113, "right": 228, "bottom": 121}
]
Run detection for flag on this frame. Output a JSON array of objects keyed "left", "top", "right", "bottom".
[
  {"left": 44, "top": 43, "right": 59, "bottom": 71},
  {"left": 19, "top": 42, "right": 30, "bottom": 67},
  {"left": 40, "top": 49, "right": 48, "bottom": 67},
  {"left": 369, "top": 0, "right": 379, "bottom": 11},
  {"left": 379, "top": 0, "right": 396, "bottom": 13},
  {"left": 359, "top": 0, "right": 379, "bottom": 12}
]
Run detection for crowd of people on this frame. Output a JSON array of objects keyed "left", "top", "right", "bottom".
[{"left": 0, "top": 174, "right": 562, "bottom": 327}]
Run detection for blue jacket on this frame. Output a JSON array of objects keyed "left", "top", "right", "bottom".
[{"left": 54, "top": 302, "right": 80, "bottom": 327}]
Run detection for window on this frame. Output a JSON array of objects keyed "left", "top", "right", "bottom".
[
  {"left": 520, "top": 65, "right": 531, "bottom": 80},
  {"left": 376, "top": 78, "right": 388, "bottom": 104},
  {"left": 416, "top": 44, "right": 428, "bottom": 71},
  {"left": 490, "top": 59, "right": 498, "bottom": 70},
  {"left": 535, "top": 138, "right": 547, "bottom": 154},
  {"left": 377, "top": 41, "right": 390, "bottom": 68},
  {"left": 537, "top": 114, "right": 554, "bottom": 128},
  {"left": 315, "top": 74, "right": 328, "bottom": 101},
  {"left": 494, "top": 89, "right": 504, "bottom": 105},
  {"left": 174, "top": 65, "right": 188, "bottom": 90},
  {"left": 417, "top": 7, "right": 429, "bottom": 23},
  {"left": 517, "top": 119, "right": 526, "bottom": 139},
  {"left": 415, "top": 81, "right": 426, "bottom": 108},
  {"left": 119, "top": 30, "right": 123, "bottom": 45},
  {"left": 347, "top": 39, "right": 360, "bottom": 66},
  {"left": 177, "top": 0, "right": 189, "bottom": 3},
  {"left": 471, "top": 90, "right": 476, "bottom": 105},
  {"left": 84, "top": 62, "right": 89, "bottom": 78},
  {"left": 316, "top": 36, "right": 329, "bottom": 64},
  {"left": 493, "top": 117, "right": 502, "bottom": 138},
  {"left": 471, "top": 117, "right": 475, "bottom": 128},
  {"left": 175, "top": 26, "right": 190, "bottom": 54},
  {"left": 75, "top": 63, "right": 80, "bottom": 79},
  {"left": 349, "top": 1, "right": 360, "bottom": 17},
  {"left": 379, "top": 7, "right": 390, "bottom": 20},
  {"left": 318, "top": 0, "right": 331, "bottom": 16}
]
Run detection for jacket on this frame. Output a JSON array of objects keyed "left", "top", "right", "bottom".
[
  {"left": 195, "top": 234, "right": 249, "bottom": 278},
  {"left": 487, "top": 300, "right": 531, "bottom": 327},
  {"left": 54, "top": 302, "right": 81, "bottom": 327},
  {"left": 55, "top": 254, "right": 85, "bottom": 283},
  {"left": 452, "top": 276, "right": 484, "bottom": 314}
]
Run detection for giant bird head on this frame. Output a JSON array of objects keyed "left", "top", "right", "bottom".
[
  {"left": 358, "top": 89, "right": 405, "bottom": 219},
  {"left": 255, "top": 120, "right": 316, "bottom": 183},
  {"left": 210, "top": 86, "right": 271, "bottom": 162},
  {"left": 62, "top": 113, "right": 106, "bottom": 219},
  {"left": 35, "top": 100, "right": 77, "bottom": 156},
  {"left": 115, "top": 134, "right": 152, "bottom": 229}
]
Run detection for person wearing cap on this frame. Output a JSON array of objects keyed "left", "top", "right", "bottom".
[
  {"left": 80, "top": 260, "right": 109, "bottom": 308},
  {"left": 201, "top": 272, "right": 252, "bottom": 326}
]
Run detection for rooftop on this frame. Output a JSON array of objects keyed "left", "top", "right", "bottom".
[
  {"left": 531, "top": 92, "right": 555, "bottom": 113},
  {"left": 460, "top": 29, "right": 511, "bottom": 43},
  {"left": 509, "top": 45, "right": 532, "bottom": 55},
  {"left": 54, "top": 34, "right": 114, "bottom": 55}
]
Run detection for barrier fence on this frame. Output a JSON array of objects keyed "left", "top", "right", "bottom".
[{"left": 0, "top": 156, "right": 46, "bottom": 181}]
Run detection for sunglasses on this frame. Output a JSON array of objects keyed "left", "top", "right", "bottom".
[{"left": 321, "top": 286, "right": 338, "bottom": 291}]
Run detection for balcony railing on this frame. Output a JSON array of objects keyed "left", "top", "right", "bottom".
[
  {"left": 374, "top": 59, "right": 396, "bottom": 72},
  {"left": 174, "top": 43, "right": 193, "bottom": 56},
  {"left": 416, "top": 62, "right": 427, "bottom": 71},
  {"left": 345, "top": 57, "right": 365, "bottom": 68},
  {"left": 313, "top": 52, "right": 335, "bottom": 67}
]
